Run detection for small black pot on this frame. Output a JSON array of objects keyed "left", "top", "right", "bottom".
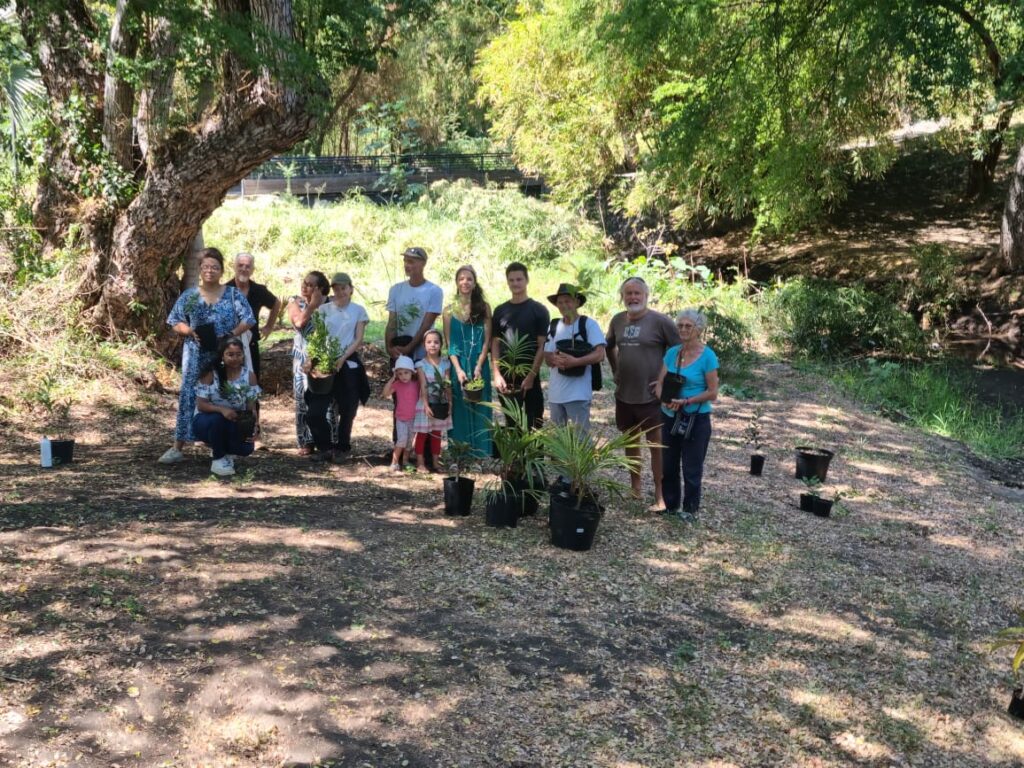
[
  {"left": 795, "top": 446, "right": 834, "bottom": 482},
  {"left": 750, "top": 454, "right": 765, "bottom": 476},
  {"left": 307, "top": 371, "right": 336, "bottom": 395},
  {"left": 463, "top": 385, "right": 484, "bottom": 403},
  {"left": 812, "top": 497, "right": 833, "bottom": 517},
  {"left": 549, "top": 492, "right": 602, "bottom": 551},
  {"left": 429, "top": 401, "right": 450, "bottom": 420},
  {"left": 799, "top": 493, "right": 817, "bottom": 512},
  {"left": 1009, "top": 688, "right": 1024, "bottom": 720},
  {"left": 443, "top": 476, "right": 475, "bottom": 516},
  {"left": 235, "top": 411, "right": 256, "bottom": 442},
  {"left": 485, "top": 491, "right": 520, "bottom": 528},
  {"left": 50, "top": 439, "right": 75, "bottom": 466},
  {"left": 194, "top": 322, "right": 218, "bottom": 352},
  {"left": 509, "top": 475, "right": 544, "bottom": 517}
]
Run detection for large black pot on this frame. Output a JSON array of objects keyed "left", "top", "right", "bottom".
[
  {"left": 509, "top": 474, "right": 544, "bottom": 517},
  {"left": 307, "top": 371, "right": 336, "bottom": 395},
  {"left": 235, "top": 411, "right": 256, "bottom": 442},
  {"left": 795, "top": 446, "right": 834, "bottom": 482},
  {"left": 429, "top": 401, "right": 450, "bottom": 420},
  {"left": 549, "top": 491, "right": 602, "bottom": 551},
  {"left": 554, "top": 339, "right": 592, "bottom": 377},
  {"left": 443, "top": 477, "right": 475, "bottom": 516},
  {"left": 194, "top": 322, "right": 218, "bottom": 352},
  {"left": 485, "top": 490, "right": 520, "bottom": 528}
]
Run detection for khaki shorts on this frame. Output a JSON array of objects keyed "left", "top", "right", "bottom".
[{"left": 615, "top": 398, "right": 662, "bottom": 434}]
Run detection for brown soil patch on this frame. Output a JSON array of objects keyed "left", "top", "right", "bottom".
[{"left": 2, "top": 368, "right": 1023, "bottom": 767}]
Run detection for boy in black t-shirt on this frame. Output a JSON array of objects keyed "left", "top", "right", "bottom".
[{"left": 491, "top": 262, "right": 550, "bottom": 430}]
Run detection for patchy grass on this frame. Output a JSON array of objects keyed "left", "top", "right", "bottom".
[{"left": 1, "top": 362, "right": 1023, "bottom": 767}]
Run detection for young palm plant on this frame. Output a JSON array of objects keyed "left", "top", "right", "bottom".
[
  {"left": 488, "top": 398, "right": 546, "bottom": 491},
  {"left": 541, "top": 423, "right": 642, "bottom": 510}
]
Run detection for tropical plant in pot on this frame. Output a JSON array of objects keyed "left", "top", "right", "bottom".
[
  {"left": 442, "top": 439, "right": 476, "bottom": 516},
  {"left": 990, "top": 615, "right": 1024, "bottom": 720},
  {"left": 744, "top": 407, "right": 766, "bottom": 476},
  {"left": 496, "top": 331, "right": 535, "bottom": 391},
  {"left": 427, "top": 362, "right": 452, "bottom": 420},
  {"left": 35, "top": 373, "right": 75, "bottom": 467},
  {"left": 463, "top": 376, "right": 485, "bottom": 403},
  {"left": 305, "top": 312, "right": 342, "bottom": 395},
  {"left": 484, "top": 399, "right": 546, "bottom": 528},
  {"left": 540, "top": 423, "right": 641, "bottom": 551}
]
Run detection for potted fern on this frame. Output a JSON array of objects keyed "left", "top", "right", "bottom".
[
  {"left": 990, "top": 616, "right": 1024, "bottom": 720},
  {"left": 540, "top": 424, "right": 641, "bottom": 551},
  {"left": 305, "top": 312, "right": 342, "bottom": 395},
  {"left": 442, "top": 439, "right": 476, "bottom": 516},
  {"left": 484, "top": 400, "right": 546, "bottom": 528}
]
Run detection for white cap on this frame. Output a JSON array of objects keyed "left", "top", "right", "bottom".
[{"left": 395, "top": 355, "right": 415, "bottom": 372}]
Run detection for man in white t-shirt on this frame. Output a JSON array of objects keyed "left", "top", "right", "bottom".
[
  {"left": 385, "top": 246, "right": 444, "bottom": 362},
  {"left": 543, "top": 283, "right": 606, "bottom": 432}
]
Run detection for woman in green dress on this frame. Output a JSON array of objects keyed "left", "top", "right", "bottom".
[{"left": 443, "top": 264, "right": 493, "bottom": 458}]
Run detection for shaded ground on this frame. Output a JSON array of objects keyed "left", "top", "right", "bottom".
[{"left": 2, "top": 364, "right": 1024, "bottom": 767}]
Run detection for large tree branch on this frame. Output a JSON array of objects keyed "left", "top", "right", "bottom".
[{"left": 927, "top": 0, "right": 1003, "bottom": 87}]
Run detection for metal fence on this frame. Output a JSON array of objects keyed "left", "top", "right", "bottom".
[{"left": 250, "top": 153, "right": 519, "bottom": 179}]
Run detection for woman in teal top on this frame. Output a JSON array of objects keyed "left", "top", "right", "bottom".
[
  {"left": 655, "top": 309, "right": 719, "bottom": 520},
  {"left": 443, "top": 265, "right": 493, "bottom": 458}
]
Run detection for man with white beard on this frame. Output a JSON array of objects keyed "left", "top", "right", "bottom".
[{"left": 605, "top": 277, "right": 680, "bottom": 512}]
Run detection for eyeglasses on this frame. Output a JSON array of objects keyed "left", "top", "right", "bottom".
[{"left": 677, "top": 323, "right": 696, "bottom": 329}]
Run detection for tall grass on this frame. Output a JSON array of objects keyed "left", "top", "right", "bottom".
[
  {"left": 829, "top": 359, "right": 1024, "bottom": 459},
  {"left": 204, "top": 180, "right": 605, "bottom": 320}
]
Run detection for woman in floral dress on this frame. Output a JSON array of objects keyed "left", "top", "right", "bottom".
[{"left": 160, "top": 248, "right": 255, "bottom": 464}]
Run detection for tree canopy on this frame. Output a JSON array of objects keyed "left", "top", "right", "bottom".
[{"left": 478, "top": 0, "right": 1024, "bottom": 268}]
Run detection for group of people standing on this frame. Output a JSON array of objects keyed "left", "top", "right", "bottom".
[{"left": 158, "top": 245, "right": 719, "bottom": 519}]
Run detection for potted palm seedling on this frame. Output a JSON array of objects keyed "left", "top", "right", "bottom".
[
  {"left": 442, "top": 439, "right": 477, "bottom": 516},
  {"left": 427, "top": 362, "right": 452, "bottom": 420},
  {"left": 305, "top": 312, "right": 342, "bottom": 395},
  {"left": 541, "top": 424, "right": 641, "bottom": 551},
  {"left": 991, "top": 616, "right": 1024, "bottom": 720},
  {"left": 484, "top": 399, "right": 546, "bottom": 528},
  {"left": 744, "top": 407, "right": 767, "bottom": 476},
  {"left": 496, "top": 331, "right": 535, "bottom": 392}
]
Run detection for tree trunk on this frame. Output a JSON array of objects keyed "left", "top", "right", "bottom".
[
  {"left": 135, "top": 16, "right": 176, "bottom": 163},
  {"left": 1000, "top": 143, "right": 1024, "bottom": 274},
  {"left": 101, "top": 0, "right": 138, "bottom": 172}
]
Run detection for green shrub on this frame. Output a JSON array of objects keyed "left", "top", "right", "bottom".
[
  {"left": 765, "top": 277, "right": 923, "bottom": 358},
  {"left": 891, "top": 244, "right": 967, "bottom": 330}
]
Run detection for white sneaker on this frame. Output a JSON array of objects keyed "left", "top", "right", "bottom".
[
  {"left": 210, "top": 457, "right": 235, "bottom": 476},
  {"left": 158, "top": 447, "right": 185, "bottom": 464}
]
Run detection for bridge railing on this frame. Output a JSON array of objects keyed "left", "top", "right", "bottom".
[{"left": 250, "top": 153, "right": 520, "bottom": 179}]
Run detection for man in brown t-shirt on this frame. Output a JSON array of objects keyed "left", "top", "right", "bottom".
[{"left": 606, "top": 277, "right": 680, "bottom": 511}]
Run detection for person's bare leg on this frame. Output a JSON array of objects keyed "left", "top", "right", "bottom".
[
  {"left": 648, "top": 422, "right": 665, "bottom": 510},
  {"left": 626, "top": 445, "right": 642, "bottom": 499}
]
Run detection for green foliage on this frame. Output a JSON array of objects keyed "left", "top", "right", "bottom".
[
  {"left": 765, "top": 277, "right": 923, "bottom": 358},
  {"left": 32, "top": 372, "right": 72, "bottom": 437},
  {"left": 991, "top": 615, "right": 1024, "bottom": 684},
  {"left": 829, "top": 358, "right": 1024, "bottom": 460},
  {"left": 488, "top": 398, "right": 546, "bottom": 483},
  {"left": 478, "top": 0, "right": 1024, "bottom": 234},
  {"left": 540, "top": 422, "right": 640, "bottom": 508},
  {"left": 892, "top": 244, "right": 968, "bottom": 329},
  {"left": 441, "top": 438, "right": 477, "bottom": 479},
  {"left": 305, "top": 312, "right": 342, "bottom": 374}
]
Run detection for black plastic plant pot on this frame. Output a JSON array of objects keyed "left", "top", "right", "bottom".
[
  {"left": 549, "top": 492, "right": 602, "bottom": 551},
  {"left": 443, "top": 477, "right": 475, "bottom": 516},
  {"left": 799, "top": 493, "right": 816, "bottom": 512},
  {"left": 195, "top": 322, "right": 218, "bottom": 352},
  {"left": 795, "top": 447, "right": 834, "bottom": 482},
  {"left": 429, "top": 401, "right": 450, "bottom": 420},
  {"left": 485, "top": 492, "right": 519, "bottom": 528},
  {"left": 812, "top": 497, "right": 834, "bottom": 517},
  {"left": 235, "top": 411, "right": 256, "bottom": 442},
  {"left": 1009, "top": 688, "right": 1024, "bottom": 720},
  {"left": 50, "top": 439, "right": 75, "bottom": 466},
  {"left": 463, "top": 386, "right": 484, "bottom": 403},
  {"left": 306, "top": 371, "right": 336, "bottom": 395},
  {"left": 510, "top": 476, "right": 543, "bottom": 517},
  {"left": 750, "top": 454, "right": 765, "bottom": 476}
]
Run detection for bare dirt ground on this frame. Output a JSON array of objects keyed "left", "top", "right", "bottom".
[{"left": 2, "top": 362, "right": 1024, "bottom": 767}]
